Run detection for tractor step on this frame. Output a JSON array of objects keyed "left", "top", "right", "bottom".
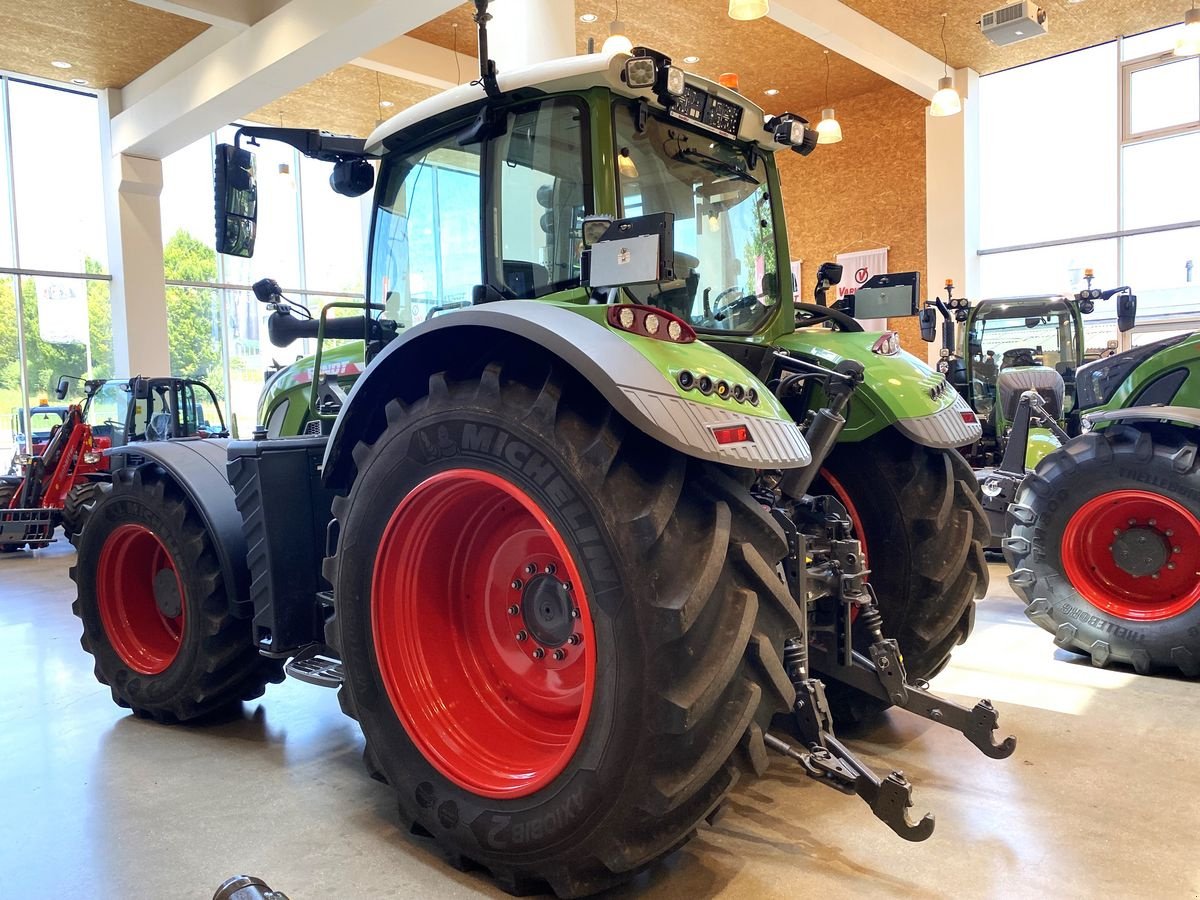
[{"left": 284, "top": 646, "right": 344, "bottom": 688}]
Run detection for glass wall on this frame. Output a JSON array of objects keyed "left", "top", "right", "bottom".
[
  {"left": 979, "top": 23, "right": 1200, "bottom": 347},
  {"left": 159, "top": 127, "right": 369, "bottom": 434},
  {"left": 0, "top": 73, "right": 113, "bottom": 470}
]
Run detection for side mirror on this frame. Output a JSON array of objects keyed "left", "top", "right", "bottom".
[
  {"left": 1117, "top": 293, "right": 1137, "bottom": 332},
  {"left": 214, "top": 143, "right": 258, "bottom": 258},
  {"left": 54, "top": 376, "right": 70, "bottom": 400},
  {"left": 330, "top": 158, "right": 374, "bottom": 197},
  {"left": 919, "top": 307, "right": 937, "bottom": 342}
]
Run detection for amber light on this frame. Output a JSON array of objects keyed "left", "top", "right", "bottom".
[{"left": 711, "top": 424, "right": 753, "bottom": 445}]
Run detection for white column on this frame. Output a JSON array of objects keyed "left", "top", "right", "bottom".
[
  {"left": 925, "top": 67, "right": 980, "bottom": 364},
  {"left": 489, "top": 0, "right": 576, "bottom": 72},
  {"left": 99, "top": 90, "right": 171, "bottom": 376}
]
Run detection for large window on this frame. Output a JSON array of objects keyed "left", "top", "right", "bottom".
[
  {"left": 979, "top": 24, "right": 1200, "bottom": 344},
  {"left": 159, "top": 127, "right": 369, "bottom": 434},
  {"left": 0, "top": 73, "right": 112, "bottom": 469}
]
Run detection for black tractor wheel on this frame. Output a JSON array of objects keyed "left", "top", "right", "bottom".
[
  {"left": 813, "top": 429, "right": 988, "bottom": 718},
  {"left": 326, "top": 358, "right": 804, "bottom": 897},
  {"left": 1005, "top": 425, "right": 1200, "bottom": 676},
  {"left": 71, "top": 465, "right": 283, "bottom": 721},
  {"left": 62, "top": 480, "right": 108, "bottom": 543},
  {"left": 0, "top": 481, "right": 22, "bottom": 553}
]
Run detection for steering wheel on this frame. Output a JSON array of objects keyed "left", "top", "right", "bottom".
[
  {"left": 697, "top": 286, "right": 743, "bottom": 324},
  {"left": 793, "top": 302, "right": 864, "bottom": 333}
]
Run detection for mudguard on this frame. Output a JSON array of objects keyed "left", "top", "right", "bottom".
[
  {"left": 106, "top": 440, "right": 250, "bottom": 617},
  {"left": 322, "top": 300, "right": 812, "bottom": 488},
  {"left": 1083, "top": 405, "right": 1200, "bottom": 430},
  {"left": 775, "top": 329, "right": 982, "bottom": 449}
]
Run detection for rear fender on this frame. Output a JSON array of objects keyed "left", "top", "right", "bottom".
[
  {"left": 322, "top": 300, "right": 812, "bottom": 490},
  {"left": 776, "top": 329, "right": 982, "bottom": 449},
  {"left": 106, "top": 440, "right": 249, "bottom": 617}
]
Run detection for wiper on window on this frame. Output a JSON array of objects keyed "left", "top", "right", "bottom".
[{"left": 674, "top": 148, "right": 760, "bottom": 185}]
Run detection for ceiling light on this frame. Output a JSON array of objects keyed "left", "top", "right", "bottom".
[
  {"left": 930, "top": 75, "right": 962, "bottom": 116},
  {"left": 603, "top": 1, "right": 633, "bottom": 54},
  {"left": 728, "top": 0, "right": 769, "bottom": 20},
  {"left": 815, "top": 52, "right": 842, "bottom": 143},
  {"left": 50, "top": 60, "right": 72, "bottom": 69},
  {"left": 930, "top": 14, "right": 962, "bottom": 117},
  {"left": 816, "top": 108, "right": 843, "bottom": 144},
  {"left": 1175, "top": 5, "right": 1200, "bottom": 56},
  {"left": 379, "top": 99, "right": 394, "bottom": 108},
  {"left": 764, "top": 88, "right": 780, "bottom": 96},
  {"left": 579, "top": 13, "right": 598, "bottom": 22},
  {"left": 683, "top": 55, "right": 700, "bottom": 64},
  {"left": 70, "top": 78, "right": 88, "bottom": 86}
]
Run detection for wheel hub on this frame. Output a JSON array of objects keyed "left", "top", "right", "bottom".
[
  {"left": 520, "top": 572, "right": 575, "bottom": 648},
  {"left": 153, "top": 568, "right": 183, "bottom": 618},
  {"left": 1111, "top": 526, "right": 1169, "bottom": 578}
]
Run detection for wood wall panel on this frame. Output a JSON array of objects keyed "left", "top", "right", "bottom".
[{"left": 777, "top": 82, "right": 929, "bottom": 347}]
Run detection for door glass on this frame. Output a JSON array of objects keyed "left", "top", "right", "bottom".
[
  {"left": 492, "top": 99, "right": 590, "bottom": 299},
  {"left": 371, "top": 139, "right": 482, "bottom": 327}
]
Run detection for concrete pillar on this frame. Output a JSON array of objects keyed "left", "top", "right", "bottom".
[
  {"left": 99, "top": 90, "right": 171, "bottom": 376},
  {"left": 489, "top": 0, "right": 576, "bottom": 72},
  {"left": 925, "top": 67, "right": 980, "bottom": 365}
]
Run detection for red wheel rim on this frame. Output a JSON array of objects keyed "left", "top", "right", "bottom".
[
  {"left": 96, "top": 524, "right": 186, "bottom": 674},
  {"left": 372, "top": 468, "right": 597, "bottom": 799},
  {"left": 1061, "top": 490, "right": 1200, "bottom": 621}
]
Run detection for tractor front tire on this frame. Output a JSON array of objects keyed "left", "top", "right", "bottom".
[
  {"left": 1005, "top": 425, "right": 1200, "bottom": 676},
  {"left": 63, "top": 481, "right": 108, "bottom": 543},
  {"left": 71, "top": 465, "right": 283, "bottom": 721},
  {"left": 326, "top": 359, "right": 804, "bottom": 897},
  {"left": 814, "top": 429, "right": 988, "bottom": 719}
]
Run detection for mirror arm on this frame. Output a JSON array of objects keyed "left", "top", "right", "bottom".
[{"left": 233, "top": 126, "right": 378, "bottom": 163}]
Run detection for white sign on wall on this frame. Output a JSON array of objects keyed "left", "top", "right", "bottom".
[
  {"left": 836, "top": 247, "right": 889, "bottom": 330},
  {"left": 790, "top": 260, "right": 803, "bottom": 301},
  {"left": 37, "top": 279, "right": 89, "bottom": 344}
]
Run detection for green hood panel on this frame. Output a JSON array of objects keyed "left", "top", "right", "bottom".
[
  {"left": 257, "top": 341, "right": 365, "bottom": 432},
  {"left": 775, "top": 329, "right": 976, "bottom": 444}
]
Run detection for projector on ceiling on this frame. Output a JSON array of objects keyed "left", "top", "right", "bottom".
[{"left": 980, "top": 1, "right": 1048, "bottom": 45}]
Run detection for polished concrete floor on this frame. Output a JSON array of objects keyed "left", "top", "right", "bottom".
[{"left": 2, "top": 538, "right": 1198, "bottom": 899}]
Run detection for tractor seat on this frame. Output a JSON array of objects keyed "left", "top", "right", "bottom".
[{"left": 996, "top": 366, "right": 1065, "bottom": 424}]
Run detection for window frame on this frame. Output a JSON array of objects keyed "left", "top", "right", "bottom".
[{"left": 1120, "top": 50, "right": 1200, "bottom": 145}]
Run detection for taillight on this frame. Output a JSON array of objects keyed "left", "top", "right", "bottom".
[
  {"left": 710, "top": 423, "right": 753, "bottom": 445},
  {"left": 960, "top": 411, "right": 978, "bottom": 425},
  {"left": 871, "top": 331, "right": 901, "bottom": 355},
  {"left": 606, "top": 304, "right": 696, "bottom": 343}
]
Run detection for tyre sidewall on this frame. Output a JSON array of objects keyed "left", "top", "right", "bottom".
[
  {"left": 335, "top": 403, "right": 645, "bottom": 864},
  {"left": 1017, "top": 441, "right": 1200, "bottom": 655},
  {"left": 75, "top": 485, "right": 216, "bottom": 707}
]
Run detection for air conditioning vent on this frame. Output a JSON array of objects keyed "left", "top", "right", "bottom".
[{"left": 980, "top": 0, "right": 1048, "bottom": 45}]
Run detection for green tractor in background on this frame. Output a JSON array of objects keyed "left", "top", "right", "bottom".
[
  {"left": 1004, "top": 330, "right": 1200, "bottom": 676},
  {"left": 67, "top": 10, "right": 1012, "bottom": 895},
  {"left": 920, "top": 271, "right": 1138, "bottom": 543}
]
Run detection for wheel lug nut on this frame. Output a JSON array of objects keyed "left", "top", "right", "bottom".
[
  {"left": 1174, "top": 546, "right": 1182, "bottom": 554},
  {"left": 553, "top": 648, "right": 566, "bottom": 661},
  {"left": 532, "top": 647, "right": 545, "bottom": 659},
  {"left": 1168, "top": 563, "right": 1177, "bottom": 570},
  {"left": 1129, "top": 519, "right": 1137, "bottom": 526},
  {"left": 562, "top": 581, "right": 571, "bottom": 591},
  {"left": 516, "top": 630, "right": 528, "bottom": 642},
  {"left": 570, "top": 608, "right": 580, "bottom": 619},
  {"left": 511, "top": 579, "right": 522, "bottom": 590},
  {"left": 1166, "top": 530, "right": 1174, "bottom": 537},
  {"left": 1113, "top": 529, "right": 1121, "bottom": 536},
  {"left": 545, "top": 563, "right": 556, "bottom": 575},
  {"left": 1149, "top": 519, "right": 1157, "bottom": 527},
  {"left": 568, "top": 633, "right": 581, "bottom": 645},
  {"left": 508, "top": 604, "right": 520, "bottom": 616},
  {"left": 525, "top": 563, "right": 536, "bottom": 575}
]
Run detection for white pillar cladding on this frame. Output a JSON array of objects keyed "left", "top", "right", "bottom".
[
  {"left": 925, "top": 67, "right": 981, "bottom": 365},
  {"left": 99, "top": 90, "right": 171, "bottom": 377},
  {"left": 489, "top": 0, "right": 577, "bottom": 71}
]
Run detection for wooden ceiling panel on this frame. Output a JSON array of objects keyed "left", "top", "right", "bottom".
[
  {"left": 246, "top": 65, "right": 440, "bottom": 138},
  {"left": 841, "top": 0, "right": 1193, "bottom": 75},
  {"left": 0, "top": 0, "right": 207, "bottom": 89},
  {"left": 410, "top": 1, "right": 899, "bottom": 119}
]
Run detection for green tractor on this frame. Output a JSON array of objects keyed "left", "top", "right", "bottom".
[
  {"left": 69, "top": 9, "right": 1011, "bottom": 895},
  {"left": 1004, "top": 330, "right": 1200, "bottom": 676},
  {"left": 920, "top": 272, "right": 1138, "bottom": 542}
]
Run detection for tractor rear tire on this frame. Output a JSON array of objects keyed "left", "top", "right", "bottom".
[
  {"left": 814, "top": 429, "right": 988, "bottom": 720},
  {"left": 71, "top": 465, "right": 283, "bottom": 721},
  {"left": 326, "top": 359, "right": 804, "bottom": 897},
  {"left": 0, "top": 481, "right": 22, "bottom": 552},
  {"left": 1005, "top": 425, "right": 1200, "bottom": 676},
  {"left": 63, "top": 481, "right": 108, "bottom": 543}
]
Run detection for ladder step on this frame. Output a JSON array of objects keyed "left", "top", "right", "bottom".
[{"left": 285, "top": 653, "right": 344, "bottom": 688}]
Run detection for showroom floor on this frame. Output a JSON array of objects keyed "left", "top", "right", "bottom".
[{"left": 1, "top": 540, "right": 1196, "bottom": 899}]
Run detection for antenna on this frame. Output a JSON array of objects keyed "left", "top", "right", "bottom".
[{"left": 473, "top": 0, "right": 500, "bottom": 98}]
